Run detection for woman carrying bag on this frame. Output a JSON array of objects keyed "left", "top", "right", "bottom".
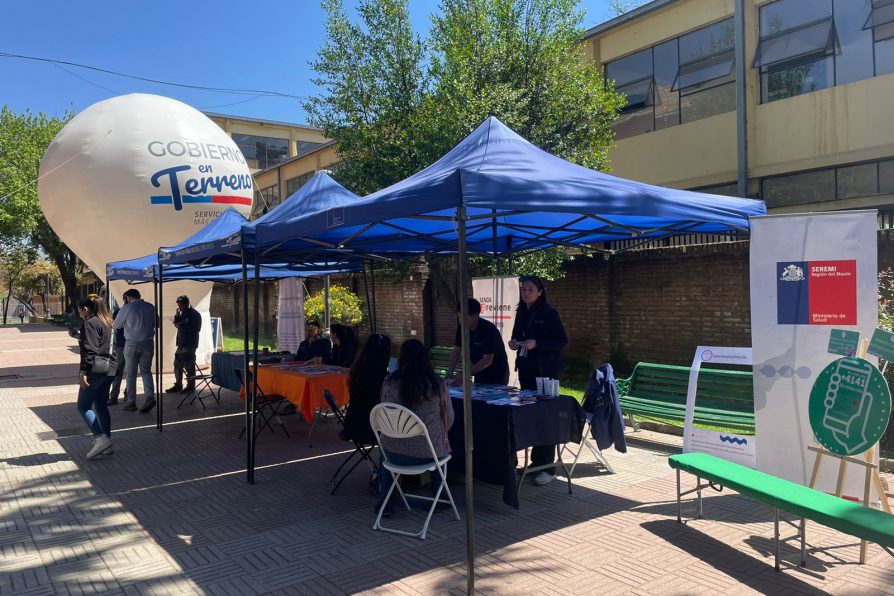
[{"left": 73, "top": 294, "right": 117, "bottom": 459}]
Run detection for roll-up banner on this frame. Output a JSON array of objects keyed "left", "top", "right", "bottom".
[
  {"left": 750, "top": 211, "right": 878, "bottom": 499},
  {"left": 472, "top": 276, "right": 519, "bottom": 387}
]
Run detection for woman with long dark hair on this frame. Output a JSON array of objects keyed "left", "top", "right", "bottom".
[
  {"left": 376, "top": 339, "right": 454, "bottom": 515},
  {"left": 508, "top": 275, "right": 568, "bottom": 485},
  {"left": 73, "top": 294, "right": 117, "bottom": 459},
  {"left": 328, "top": 324, "right": 357, "bottom": 368},
  {"left": 343, "top": 333, "right": 391, "bottom": 445}
]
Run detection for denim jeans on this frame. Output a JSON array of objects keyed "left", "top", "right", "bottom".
[
  {"left": 124, "top": 339, "right": 154, "bottom": 404},
  {"left": 379, "top": 449, "right": 443, "bottom": 497},
  {"left": 109, "top": 344, "right": 126, "bottom": 399},
  {"left": 77, "top": 374, "right": 112, "bottom": 438}
]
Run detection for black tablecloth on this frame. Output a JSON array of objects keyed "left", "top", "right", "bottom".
[
  {"left": 447, "top": 394, "right": 585, "bottom": 508},
  {"left": 211, "top": 351, "right": 288, "bottom": 391}
]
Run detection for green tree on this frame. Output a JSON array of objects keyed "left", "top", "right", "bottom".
[
  {"left": 304, "top": 285, "right": 364, "bottom": 326},
  {"left": 0, "top": 106, "right": 78, "bottom": 312},
  {"left": 307, "top": 0, "right": 623, "bottom": 280},
  {"left": 14, "top": 259, "right": 62, "bottom": 318},
  {"left": 0, "top": 240, "right": 38, "bottom": 324}
]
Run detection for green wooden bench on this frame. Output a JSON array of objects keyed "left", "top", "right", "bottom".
[
  {"left": 669, "top": 452, "right": 894, "bottom": 570},
  {"left": 617, "top": 363, "right": 754, "bottom": 434}
]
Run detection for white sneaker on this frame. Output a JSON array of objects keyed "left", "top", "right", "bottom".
[
  {"left": 86, "top": 435, "right": 112, "bottom": 459},
  {"left": 533, "top": 471, "right": 554, "bottom": 486}
]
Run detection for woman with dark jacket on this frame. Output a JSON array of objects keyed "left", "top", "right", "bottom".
[
  {"left": 73, "top": 294, "right": 117, "bottom": 459},
  {"left": 328, "top": 324, "right": 357, "bottom": 368},
  {"left": 508, "top": 275, "right": 568, "bottom": 485},
  {"left": 343, "top": 333, "right": 392, "bottom": 445}
]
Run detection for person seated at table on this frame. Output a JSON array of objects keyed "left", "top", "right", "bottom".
[
  {"left": 328, "top": 324, "right": 357, "bottom": 368},
  {"left": 376, "top": 339, "right": 454, "bottom": 517},
  {"left": 508, "top": 275, "right": 568, "bottom": 486},
  {"left": 343, "top": 333, "right": 391, "bottom": 445},
  {"left": 446, "top": 297, "right": 509, "bottom": 386},
  {"left": 295, "top": 320, "right": 331, "bottom": 363}
]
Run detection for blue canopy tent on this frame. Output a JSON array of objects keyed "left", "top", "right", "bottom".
[
  {"left": 107, "top": 203, "right": 359, "bottom": 433},
  {"left": 163, "top": 117, "right": 766, "bottom": 591},
  {"left": 158, "top": 171, "right": 365, "bottom": 470}
]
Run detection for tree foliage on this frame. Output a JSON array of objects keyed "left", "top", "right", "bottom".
[
  {"left": 0, "top": 106, "right": 78, "bottom": 311},
  {"left": 304, "top": 284, "right": 365, "bottom": 326},
  {"left": 0, "top": 241, "right": 38, "bottom": 324},
  {"left": 306, "top": 0, "right": 623, "bottom": 279},
  {"left": 14, "top": 260, "right": 62, "bottom": 317}
]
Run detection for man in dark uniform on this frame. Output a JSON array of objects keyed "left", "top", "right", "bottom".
[
  {"left": 165, "top": 295, "right": 202, "bottom": 395},
  {"left": 295, "top": 320, "right": 332, "bottom": 363},
  {"left": 446, "top": 297, "right": 509, "bottom": 385}
]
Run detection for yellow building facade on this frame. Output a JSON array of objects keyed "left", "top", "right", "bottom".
[{"left": 586, "top": 0, "right": 894, "bottom": 215}]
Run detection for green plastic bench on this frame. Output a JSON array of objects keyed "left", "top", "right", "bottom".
[
  {"left": 669, "top": 452, "right": 894, "bottom": 570},
  {"left": 617, "top": 363, "right": 754, "bottom": 433}
]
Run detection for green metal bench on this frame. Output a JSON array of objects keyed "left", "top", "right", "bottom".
[
  {"left": 669, "top": 452, "right": 894, "bottom": 570},
  {"left": 617, "top": 363, "right": 754, "bottom": 433}
]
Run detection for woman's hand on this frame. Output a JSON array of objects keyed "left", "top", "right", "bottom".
[
  {"left": 78, "top": 374, "right": 90, "bottom": 389},
  {"left": 508, "top": 339, "right": 519, "bottom": 350},
  {"left": 523, "top": 339, "right": 537, "bottom": 351}
]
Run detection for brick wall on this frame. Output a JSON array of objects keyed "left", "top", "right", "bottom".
[{"left": 208, "top": 233, "right": 894, "bottom": 370}]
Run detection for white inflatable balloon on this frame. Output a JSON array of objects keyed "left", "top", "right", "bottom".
[{"left": 38, "top": 93, "right": 253, "bottom": 373}]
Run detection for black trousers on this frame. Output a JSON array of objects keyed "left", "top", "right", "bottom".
[
  {"left": 109, "top": 344, "right": 126, "bottom": 399},
  {"left": 517, "top": 356, "right": 556, "bottom": 473},
  {"left": 174, "top": 347, "right": 197, "bottom": 386}
]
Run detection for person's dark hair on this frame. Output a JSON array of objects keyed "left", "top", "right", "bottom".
[
  {"left": 457, "top": 297, "right": 481, "bottom": 316},
  {"left": 306, "top": 320, "right": 321, "bottom": 328},
  {"left": 79, "top": 294, "right": 113, "bottom": 327},
  {"left": 391, "top": 339, "right": 442, "bottom": 410},
  {"left": 516, "top": 275, "right": 548, "bottom": 311},
  {"left": 123, "top": 288, "right": 141, "bottom": 300},
  {"left": 176, "top": 295, "right": 190, "bottom": 305},
  {"left": 331, "top": 324, "right": 356, "bottom": 348},
  {"left": 349, "top": 333, "right": 391, "bottom": 398}
]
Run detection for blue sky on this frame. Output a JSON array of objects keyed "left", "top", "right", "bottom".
[{"left": 1, "top": 0, "right": 618, "bottom": 125}]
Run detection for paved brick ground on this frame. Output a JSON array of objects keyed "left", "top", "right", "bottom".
[{"left": 1, "top": 325, "right": 892, "bottom": 595}]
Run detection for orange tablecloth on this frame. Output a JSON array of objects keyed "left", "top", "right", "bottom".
[{"left": 246, "top": 364, "right": 350, "bottom": 423}]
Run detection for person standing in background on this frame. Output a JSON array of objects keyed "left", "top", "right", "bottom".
[
  {"left": 108, "top": 305, "right": 127, "bottom": 406},
  {"left": 114, "top": 288, "right": 157, "bottom": 413},
  {"left": 165, "top": 295, "right": 202, "bottom": 395}
]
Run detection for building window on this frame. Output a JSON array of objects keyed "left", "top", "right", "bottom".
[
  {"left": 606, "top": 18, "right": 735, "bottom": 140},
  {"left": 755, "top": 0, "right": 891, "bottom": 103},
  {"left": 232, "top": 134, "right": 290, "bottom": 170},
  {"left": 253, "top": 184, "right": 280, "bottom": 219},
  {"left": 691, "top": 182, "right": 740, "bottom": 197},
  {"left": 761, "top": 158, "right": 894, "bottom": 207},
  {"left": 296, "top": 140, "right": 324, "bottom": 157},
  {"left": 286, "top": 172, "right": 314, "bottom": 197}
]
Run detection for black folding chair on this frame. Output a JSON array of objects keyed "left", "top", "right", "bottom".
[
  {"left": 235, "top": 368, "right": 291, "bottom": 439},
  {"left": 178, "top": 362, "right": 220, "bottom": 411},
  {"left": 324, "top": 389, "right": 378, "bottom": 495}
]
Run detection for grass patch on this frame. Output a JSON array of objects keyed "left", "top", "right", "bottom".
[{"left": 222, "top": 335, "right": 276, "bottom": 352}]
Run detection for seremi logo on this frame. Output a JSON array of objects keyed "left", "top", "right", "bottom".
[{"left": 777, "top": 260, "right": 857, "bottom": 325}]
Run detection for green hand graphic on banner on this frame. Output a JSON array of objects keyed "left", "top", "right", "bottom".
[{"left": 808, "top": 357, "right": 891, "bottom": 456}]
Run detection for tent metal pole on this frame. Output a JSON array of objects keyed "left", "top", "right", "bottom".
[
  {"left": 324, "top": 275, "right": 331, "bottom": 330},
  {"left": 251, "top": 250, "right": 261, "bottom": 481},
  {"left": 457, "top": 205, "right": 476, "bottom": 594},
  {"left": 157, "top": 264, "right": 164, "bottom": 431},
  {"left": 362, "top": 261, "right": 373, "bottom": 330},
  {"left": 241, "top": 247, "right": 254, "bottom": 484},
  {"left": 153, "top": 277, "right": 161, "bottom": 431},
  {"left": 370, "top": 261, "right": 378, "bottom": 333}
]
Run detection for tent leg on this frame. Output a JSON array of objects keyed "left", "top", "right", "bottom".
[
  {"left": 251, "top": 251, "right": 261, "bottom": 480},
  {"left": 153, "top": 279, "right": 161, "bottom": 432},
  {"left": 157, "top": 268, "right": 164, "bottom": 431},
  {"left": 242, "top": 250, "right": 254, "bottom": 484},
  {"left": 457, "top": 205, "right": 475, "bottom": 594}
]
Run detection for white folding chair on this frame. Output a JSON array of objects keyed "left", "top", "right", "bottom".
[{"left": 369, "top": 403, "right": 460, "bottom": 539}]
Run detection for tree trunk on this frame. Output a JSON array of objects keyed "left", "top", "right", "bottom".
[{"left": 52, "top": 250, "right": 79, "bottom": 313}]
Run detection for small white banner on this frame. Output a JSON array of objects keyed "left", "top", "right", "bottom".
[{"left": 684, "top": 346, "right": 755, "bottom": 467}]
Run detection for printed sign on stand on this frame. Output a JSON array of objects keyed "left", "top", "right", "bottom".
[
  {"left": 827, "top": 329, "right": 861, "bottom": 356},
  {"left": 868, "top": 328, "right": 894, "bottom": 362},
  {"left": 472, "top": 276, "right": 520, "bottom": 387},
  {"left": 683, "top": 346, "right": 755, "bottom": 467}
]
